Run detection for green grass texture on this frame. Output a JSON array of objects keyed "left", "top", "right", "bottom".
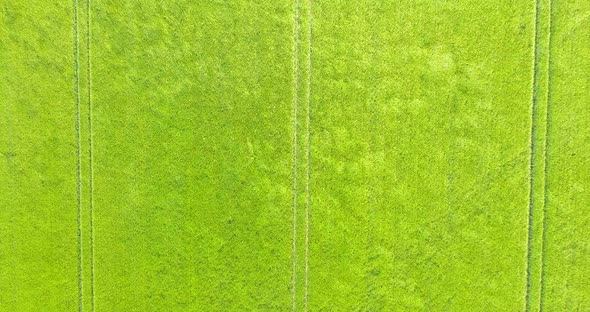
[{"left": 1, "top": 0, "right": 589, "bottom": 311}]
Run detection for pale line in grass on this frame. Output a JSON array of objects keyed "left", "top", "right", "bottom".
[
  {"left": 524, "top": 0, "right": 541, "bottom": 309},
  {"left": 304, "top": 0, "right": 313, "bottom": 310},
  {"left": 538, "top": 0, "right": 553, "bottom": 310},
  {"left": 72, "top": 0, "right": 83, "bottom": 311},
  {"left": 291, "top": 0, "right": 301, "bottom": 310},
  {"left": 86, "top": 0, "right": 95, "bottom": 310}
]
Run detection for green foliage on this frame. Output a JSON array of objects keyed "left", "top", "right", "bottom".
[{"left": 0, "top": 0, "right": 588, "bottom": 311}]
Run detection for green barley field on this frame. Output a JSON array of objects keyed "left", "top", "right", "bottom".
[{"left": 1, "top": 0, "right": 589, "bottom": 311}]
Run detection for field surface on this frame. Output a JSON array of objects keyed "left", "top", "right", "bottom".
[{"left": 1, "top": 0, "right": 589, "bottom": 311}]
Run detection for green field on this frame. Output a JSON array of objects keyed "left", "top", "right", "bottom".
[{"left": 1, "top": 0, "right": 589, "bottom": 311}]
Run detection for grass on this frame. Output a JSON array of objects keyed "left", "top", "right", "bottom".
[{"left": 0, "top": 0, "right": 589, "bottom": 311}]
